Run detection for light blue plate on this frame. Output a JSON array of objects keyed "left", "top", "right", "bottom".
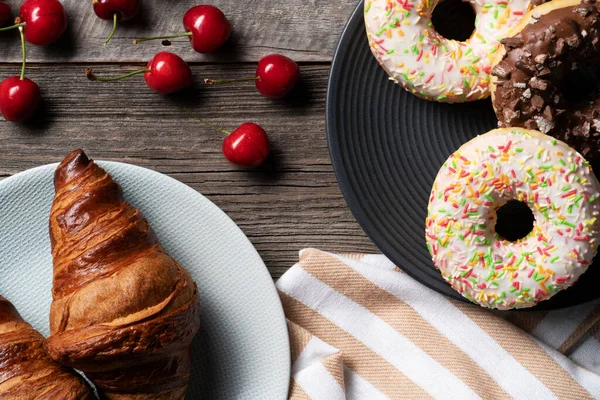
[{"left": 0, "top": 160, "right": 290, "bottom": 400}]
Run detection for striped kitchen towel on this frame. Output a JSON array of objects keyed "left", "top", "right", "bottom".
[{"left": 277, "top": 249, "right": 600, "bottom": 400}]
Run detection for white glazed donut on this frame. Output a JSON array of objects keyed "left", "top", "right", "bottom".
[
  {"left": 364, "top": 0, "right": 535, "bottom": 102},
  {"left": 426, "top": 128, "right": 600, "bottom": 309}
]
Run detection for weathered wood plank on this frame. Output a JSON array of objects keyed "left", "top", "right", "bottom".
[
  {"left": 0, "top": 0, "right": 357, "bottom": 63},
  {"left": 0, "top": 63, "right": 377, "bottom": 278}
]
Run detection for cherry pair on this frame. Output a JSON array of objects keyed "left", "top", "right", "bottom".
[
  {"left": 0, "top": 0, "right": 67, "bottom": 123},
  {"left": 179, "top": 54, "right": 297, "bottom": 167},
  {"left": 192, "top": 53, "right": 299, "bottom": 166},
  {"left": 90, "top": 52, "right": 299, "bottom": 99}
]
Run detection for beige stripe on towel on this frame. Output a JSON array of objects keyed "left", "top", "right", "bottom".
[
  {"left": 278, "top": 249, "right": 600, "bottom": 400},
  {"left": 454, "top": 300, "right": 595, "bottom": 400},
  {"left": 281, "top": 292, "right": 432, "bottom": 399},
  {"left": 300, "top": 256, "right": 510, "bottom": 399}
]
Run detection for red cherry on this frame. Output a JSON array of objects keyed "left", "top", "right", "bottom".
[
  {"left": 0, "top": 1, "right": 11, "bottom": 26},
  {"left": 0, "top": 77, "right": 40, "bottom": 122},
  {"left": 222, "top": 123, "right": 270, "bottom": 167},
  {"left": 203, "top": 54, "right": 300, "bottom": 99},
  {"left": 86, "top": 51, "right": 193, "bottom": 95},
  {"left": 183, "top": 5, "right": 230, "bottom": 54},
  {"left": 19, "top": 0, "right": 67, "bottom": 46},
  {"left": 92, "top": 0, "right": 140, "bottom": 21},
  {"left": 255, "top": 54, "right": 300, "bottom": 99},
  {"left": 144, "top": 51, "right": 193, "bottom": 94},
  {"left": 133, "top": 5, "right": 230, "bottom": 54},
  {"left": 183, "top": 108, "right": 270, "bottom": 167}
]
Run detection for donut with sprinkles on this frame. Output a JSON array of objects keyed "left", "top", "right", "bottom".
[
  {"left": 426, "top": 128, "right": 600, "bottom": 309},
  {"left": 365, "top": 0, "right": 536, "bottom": 102}
]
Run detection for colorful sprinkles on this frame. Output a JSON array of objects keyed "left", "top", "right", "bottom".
[
  {"left": 425, "top": 129, "right": 600, "bottom": 309},
  {"left": 364, "top": 0, "right": 534, "bottom": 102}
]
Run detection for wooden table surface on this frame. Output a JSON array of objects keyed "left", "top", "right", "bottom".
[{"left": 0, "top": 0, "right": 377, "bottom": 279}]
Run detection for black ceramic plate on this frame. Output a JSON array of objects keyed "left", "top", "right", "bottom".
[{"left": 326, "top": 1, "right": 600, "bottom": 310}]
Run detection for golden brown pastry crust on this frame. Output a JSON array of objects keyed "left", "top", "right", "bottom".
[
  {"left": 0, "top": 296, "right": 94, "bottom": 400},
  {"left": 44, "top": 150, "right": 200, "bottom": 399}
]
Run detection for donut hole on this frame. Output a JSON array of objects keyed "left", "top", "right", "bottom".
[
  {"left": 495, "top": 200, "right": 535, "bottom": 242},
  {"left": 561, "top": 64, "right": 600, "bottom": 102},
  {"left": 431, "top": 0, "right": 476, "bottom": 42}
]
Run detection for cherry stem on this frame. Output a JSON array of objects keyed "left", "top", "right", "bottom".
[
  {"left": 0, "top": 21, "right": 25, "bottom": 32},
  {"left": 133, "top": 32, "right": 192, "bottom": 45},
  {"left": 204, "top": 77, "right": 260, "bottom": 85},
  {"left": 86, "top": 68, "right": 150, "bottom": 82},
  {"left": 104, "top": 13, "right": 118, "bottom": 46},
  {"left": 19, "top": 25, "right": 25, "bottom": 80},
  {"left": 183, "top": 107, "right": 231, "bottom": 136}
]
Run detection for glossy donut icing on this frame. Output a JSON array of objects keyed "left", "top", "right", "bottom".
[
  {"left": 365, "top": 0, "right": 535, "bottom": 102},
  {"left": 426, "top": 128, "right": 600, "bottom": 309}
]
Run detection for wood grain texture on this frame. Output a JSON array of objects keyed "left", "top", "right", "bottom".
[
  {"left": 0, "top": 63, "right": 377, "bottom": 278},
  {"left": 0, "top": 0, "right": 358, "bottom": 63}
]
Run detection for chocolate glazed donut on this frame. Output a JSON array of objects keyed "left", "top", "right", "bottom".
[{"left": 491, "top": 0, "right": 600, "bottom": 160}]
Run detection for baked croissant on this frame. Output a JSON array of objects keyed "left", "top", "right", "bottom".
[
  {"left": 44, "top": 150, "right": 200, "bottom": 399},
  {"left": 0, "top": 296, "right": 94, "bottom": 399}
]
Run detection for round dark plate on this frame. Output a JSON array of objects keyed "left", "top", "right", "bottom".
[{"left": 326, "top": 0, "right": 600, "bottom": 310}]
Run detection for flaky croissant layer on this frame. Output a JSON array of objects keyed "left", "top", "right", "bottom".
[
  {"left": 0, "top": 296, "right": 94, "bottom": 400},
  {"left": 45, "top": 150, "right": 201, "bottom": 399}
]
